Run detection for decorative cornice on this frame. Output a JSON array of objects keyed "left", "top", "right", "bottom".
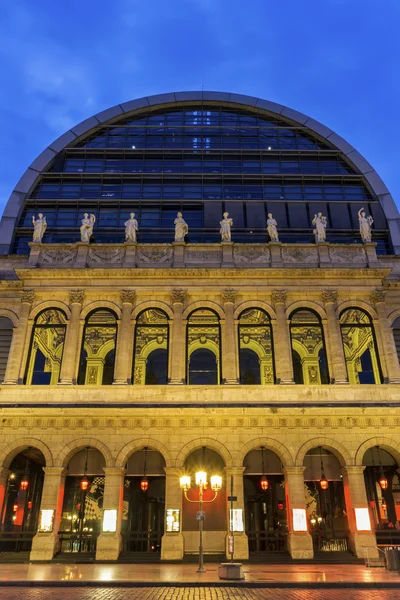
[
  {"left": 321, "top": 289, "right": 338, "bottom": 305},
  {"left": 370, "top": 289, "right": 386, "bottom": 305},
  {"left": 20, "top": 289, "right": 35, "bottom": 305},
  {"left": 222, "top": 288, "right": 237, "bottom": 304},
  {"left": 69, "top": 289, "right": 85, "bottom": 305},
  {"left": 271, "top": 290, "right": 287, "bottom": 305},
  {"left": 171, "top": 289, "right": 187, "bottom": 304},
  {"left": 120, "top": 289, "right": 136, "bottom": 305}
]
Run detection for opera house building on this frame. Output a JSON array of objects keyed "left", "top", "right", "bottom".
[{"left": 0, "top": 91, "right": 399, "bottom": 564}]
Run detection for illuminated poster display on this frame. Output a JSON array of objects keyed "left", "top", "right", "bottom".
[
  {"left": 355, "top": 508, "right": 371, "bottom": 531},
  {"left": 102, "top": 509, "right": 117, "bottom": 532},
  {"left": 166, "top": 509, "right": 180, "bottom": 532},
  {"left": 292, "top": 508, "right": 307, "bottom": 531},
  {"left": 229, "top": 509, "right": 244, "bottom": 532},
  {"left": 38, "top": 509, "right": 54, "bottom": 533}
]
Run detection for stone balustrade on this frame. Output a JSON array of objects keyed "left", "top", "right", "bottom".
[{"left": 26, "top": 240, "right": 379, "bottom": 269}]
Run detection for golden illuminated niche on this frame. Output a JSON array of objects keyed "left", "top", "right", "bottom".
[
  {"left": 80, "top": 309, "right": 117, "bottom": 385},
  {"left": 238, "top": 308, "right": 274, "bottom": 384},
  {"left": 25, "top": 309, "right": 67, "bottom": 385},
  {"left": 187, "top": 309, "right": 220, "bottom": 384},
  {"left": 134, "top": 308, "right": 168, "bottom": 385},
  {"left": 290, "top": 309, "right": 328, "bottom": 384},
  {"left": 339, "top": 308, "right": 381, "bottom": 384}
]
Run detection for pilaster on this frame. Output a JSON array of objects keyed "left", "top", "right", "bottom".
[
  {"left": 3, "top": 290, "right": 35, "bottom": 384},
  {"left": 95, "top": 467, "right": 126, "bottom": 561},
  {"left": 161, "top": 467, "right": 184, "bottom": 560},
  {"left": 59, "top": 290, "right": 85, "bottom": 385},
  {"left": 221, "top": 289, "right": 239, "bottom": 384},
  {"left": 113, "top": 290, "right": 136, "bottom": 384},
  {"left": 224, "top": 467, "right": 248, "bottom": 560},
  {"left": 371, "top": 290, "right": 400, "bottom": 383},
  {"left": 283, "top": 467, "right": 313, "bottom": 559},
  {"left": 271, "top": 291, "right": 294, "bottom": 384},
  {"left": 169, "top": 290, "right": 187, "bottom": 384},
  {"left": 321, "top": 290, "right": 348, "bottom": 384}
]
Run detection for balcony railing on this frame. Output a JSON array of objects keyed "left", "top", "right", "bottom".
[
  {"left": 58, "top": 531, "right": 98, "bottom": 553},
  {"left": 247, "top": 530, "right": 287, "bottom": 553},
  {"left": 0, "top": 531, "right": 36, "bottom": 553},
  {"left": 122, "top": 531, "right": 162, "bottom": 553}
]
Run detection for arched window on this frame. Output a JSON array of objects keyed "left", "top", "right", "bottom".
[
  {"left": 340, "top": 308, "right": 382, "bottom": 384},
  {"left": 25, "top": 309, "right": 67, "bottom": 385},
  {"left": 393, "top": 316, "right": 400, "bottom": 364},
  {"left": 238, "top": 308, "right": 274, "bottom": 384},
  {"left": 290, "top": 309, "right": 329, "bottom": 385},
  {"left": 77, "top": 309, "right": 117, "bottom": 385},
  {"left": 133, "top": 309, "right": 169, "bottom": 384},
  {"left": 187, "top": 309, "right": 220, "bottom": 384},
  {"left": 0, "top": 317, "right": 14, "bottom": 382}
]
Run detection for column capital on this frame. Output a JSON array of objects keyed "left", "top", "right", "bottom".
[
  {"left": 69, "top": 289, "right": 85, "bottom": 305},
  {"left": 43, "top": 467, "right": 67, "bottom": 477},
  {"left": 370, "top": 289, "right": 386, "bottom": 305},
  {"left": 103, "top": 467, "right": 126, "bottom": 476},
  {"left": 271, "top": 290, "right": 287, "bottom": 306},
  {"left": 171, "top": 289, "right": 187, "bottom": 304},
  {"left": 341, "top": 465, "right": 366, "bottom": 476},
  {"left": 120, "top": 289, "right": 136, "bottom": 305},
  {"left": 321, "top": 289, "right": 338, "bottom": 305},
  {"left": 283, "top": 466, "right": 306, "bottom": 476},
  {"left": 224, "top": 466, "right": 246, "bottom": 475},
  {"left": 20, "top": 289, "right": 35, "bottom": 305},
  {"left": 221, "top": 288, "right": 237, "bottom": 304},
  {"left": 164, "top": 467, "right": 183, "bottom": 476}
]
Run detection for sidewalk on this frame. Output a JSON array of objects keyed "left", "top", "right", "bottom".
[{"left": 0, "top": 563, "right": 399, "bottom": 588}]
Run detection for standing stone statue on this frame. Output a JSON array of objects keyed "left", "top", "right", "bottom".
[
  {"left": 124, "top": 212, "right": 139, "bottom": 242},
  {"left": 220, "top": 212, "right": 233, "bottom": 242},
  {"left": 32, "top": 213, "right": 47, "bottom": 243},
  {"left": 312, "top": 212, "right": 327, "bottom": 243},
  {"left": 80, "top": 213, "right": 96, "bottom": 243},
  {"left": 174, "top": 212, "right": 188, "bottom": 242},
  {"left": 358, "top": 207, "right": 374, "bottom": 243},
  {"left": 267, "top": 213, "right": 279, "bottom": 242}
]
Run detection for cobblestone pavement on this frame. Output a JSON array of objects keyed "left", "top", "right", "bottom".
[{"left": 0, "top": 588, "right": 398, "bottom": 600}]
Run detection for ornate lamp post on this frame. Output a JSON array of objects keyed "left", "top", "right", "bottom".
[{"left": 180, "top": 469, "right": 222, "bottom": 573}]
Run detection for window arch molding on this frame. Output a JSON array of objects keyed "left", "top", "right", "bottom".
[
  {"left": 29, "top": 301, "right": 71, "bottom": 321},
  {"left": 183, "top": 301, "right": 225, "bottom": 320},
  {"left": 0, "top": 438, "right": 53, "bottom": 469},
  {"left": 234, "top": 301, "right": 276, "bottom": 321},
  {"left": 336, "top": 300, "right": 378, "bottom": 321},
  {"left": 285, "top": 300, "right": 327, "bottom": 321},
  {"left": 0, "top": 308, "right": 19, "bottom": 328},
  {"left": 387, "top": 309, "right": 400, "bottom": 327},
  {"left": 132, "top": 300, "right": 173, "bottom": 321},
  {"left": 25, "top": 308, "right": 68, "bottom": 385},
  {"left": 354, "top": 437, "right": 400, "bottom": 468},
  {"left": 295, "top": 437, "right": 352, "bottom": 468},
  {"left": 55, "top": 438, "right": 113, "bottom": 469},
  {"left": 115, "top": 438, "right": 172, "bottom": 469},
  {"left": 80, "top": 301, "right": 121, "bottom": 321}
]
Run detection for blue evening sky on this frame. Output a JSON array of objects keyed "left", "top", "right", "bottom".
[{"left": 0, "top": 0, "right": 399, "bottom": 214}]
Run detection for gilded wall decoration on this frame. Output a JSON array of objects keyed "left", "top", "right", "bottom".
[
  {"left": 282, "top": 247, "right": 318, "bottom": 264},
  {"left": 233, "top": 245, "right": 271, "bottom": 264}
]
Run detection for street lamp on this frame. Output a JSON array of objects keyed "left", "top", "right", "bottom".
[{"left": 180, "top": 469, "right": 222, "bottom": 573}]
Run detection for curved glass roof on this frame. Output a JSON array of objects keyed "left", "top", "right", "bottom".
[{"left": 8, "top": 104, "right": 391, "bottom": 254}]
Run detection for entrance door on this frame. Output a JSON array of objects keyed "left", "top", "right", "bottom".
[{"left": 122, "top": 476, "right": 165, "bottom": 553}]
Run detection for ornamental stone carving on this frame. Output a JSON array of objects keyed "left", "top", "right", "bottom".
[
  {"left": 370, "top": 289, "right": 386, "bottom": 304},
  {"left": 321, "top": 289, "right": 338, "bottom": 304},
  {"left": 137, "top": 246, "right": 173, "bottom": 264},
  {"left": 281, "top": 247, "right": 318, "bottom": 264},
  {"left": 233, "top": 245, "right": 271, "bottom": 264},
  {"left": 171, "top": 289, "right": 187, "bottom": 304},
  {"left": 222, "top": 289, "right": 237, "bottom": 304},
  {"left": 120, "top": 290, "right": 136, "bottom": 305},
  {"left": 39, "top": 248, "right": 77, "bottom": 264},
  {"left": 88, "top": 248, "right": 124, "bottom": 264},
  {"left": 20, "top": 290, "right": 35, "bottom": 305},
  {"left": 271, "top": 290, "right": 287, "bottom": 305},
  {"left": 69, "top": 290, "right": 85, "bottom": 305},
  {"left": 329, "top": 247, "right": 366, "bottom": 264},
  {"left": 185, "top": 249, "right": 220, "bottom": 262}
]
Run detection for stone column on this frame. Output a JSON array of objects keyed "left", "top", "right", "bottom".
[
  {"left": 96, "top": 467, "right": 126, "bottom": 561},
  {"left": 224, "top": 467, "right": 249, "bottom": 560},
  {"left": 59, "top": 290, "right": 85, "bottom": 385},
  {"left": 271, "top": 291, "right": 294, "bottom": 384},
  {"left": 169, "top": 289, "right": 187, "bottom": 384},
  {"left": 283, "top": 467, "right": 313, "bottom": 559},
  {"left": 221, "top": 289, "right": 239, "bottom": 384},
  {"left": 161, "top": 467, "right": 184, "bottom": 560},
  {"left": 0, "top": 468, "right": 11, "bottom": 521},
  {"left": 321, "top": 290, "right": 348, "bottom": 384},
  {"left": 30, "top": 467, "right": 67, "bottom": 561},
  {"left": 341, "top": 466, "right": 379, "bottom": 560},
  {"left": 371, "top": 290, "right": 400, "bottom": 383},
  {"left": 3, "top": 290, "right": 35, "bottom": 384},
  {"left": 113, "top": 290, "right": 136, "bottom": 384}
]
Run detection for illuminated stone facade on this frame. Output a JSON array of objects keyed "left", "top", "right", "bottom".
[{"left": 0, "top": 92, "right": 400, "bottom": 564}]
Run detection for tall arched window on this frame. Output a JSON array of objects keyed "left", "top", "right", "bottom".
[
  {"left": 77, "top": 309, "right": 117, "bottom": 385},
  {"left": 133, "top": 309, "right": 169, "bottom": 384},
  {"left": 393, "top": 316, "right": 400, "bottom": 365},
  {"left": 340, "top": 308, "right": 382, "bottom": 384},
  {"left": 187, "top": 309, "right": 220, "bottom": 384},
  {"left": 238, "top": 308, "right": 274, "bottom": 384},
  {"left": 25, "top": 309, "right": 67, "bottom": 384},
  {"left": 0, "top": 317, "right": 14, "bottom": 382},
  {"left": 290, "top": 309, "right": 329, "bottom": 384}
]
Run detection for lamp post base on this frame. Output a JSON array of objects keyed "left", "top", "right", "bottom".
[{"left": 196, "top": 566, "right": 206, "bottom": 574}]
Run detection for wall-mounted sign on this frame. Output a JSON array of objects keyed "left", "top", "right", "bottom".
[
  {"left": 102, "top": 509, "right": 117, "bottom": 533},
  {"left": 38, "top": 509, "right": 54, "bottom": 533},
  {"left": 355, "top": 508, "right": 371, "bottom": 531},
  {"left": 292, "top": 508, "right": 307, "bottom": 532},
  {"left": 166, "top": 509, "right": 180, "bottom": 532},
  {"left": 229, "top": 509, "right": 244, "bottom": 532}
]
